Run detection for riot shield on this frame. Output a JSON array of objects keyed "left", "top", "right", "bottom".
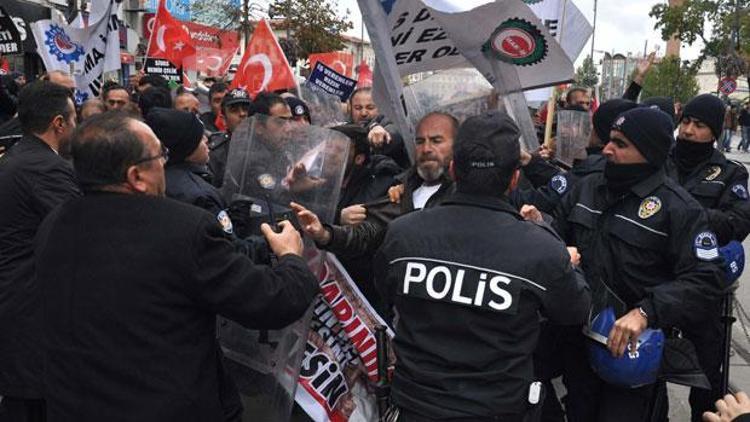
[
  {"left": 298, "top": 81, "right": 349, "bottom": 127},
  {"left": 219, "top": 114, "right": 351, "bottom": 421},
  {"left": 555, "top": 110, "right": 592, "bottom": 167},
  {"left": 402, "top": 68, "right": 496, "bottom": 127}
]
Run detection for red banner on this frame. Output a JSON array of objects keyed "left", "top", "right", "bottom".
[{"left": 308, "top": 52, "right": 354, "bottom": 78}]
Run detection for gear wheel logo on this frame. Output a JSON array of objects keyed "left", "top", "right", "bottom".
[
  {"left": 44, "top": 25, "right": 84, "bottom": 64},
  {"left": 483, "top": 18, "right": 547, "bottom": 66}
]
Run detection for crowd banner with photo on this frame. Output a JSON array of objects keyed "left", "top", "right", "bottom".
[
  {"left": 295, "top": 252, "right": 395, "bottom": 422},
  {"left": 31, "top": 0, "right": 121, "bottom": 104}
]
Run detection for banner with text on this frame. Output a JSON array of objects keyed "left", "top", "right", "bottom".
[
  {"left": 295, "top": 253, "right": 394, "bottom": 422},
  {"left": 308, "top": 61, "right": 358, "bottom": 101}
]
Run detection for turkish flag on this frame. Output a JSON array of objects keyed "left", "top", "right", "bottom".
[
  {"left": 231, "top": 19, "right": 296, "bottom": 95},
  {"left": 184, "top": 47, "right": 237, "bottom": 77},
  {"left": 356, "top": 61, "right": 372, "bottom": 88},
  {"left": 0, "top": 58, "right": 8, "bottom": 75},
  {"left": 146, "top": 0, "right": 195, "bottom": 67},
  {"left": 308, "top": 52, "right": 354, "bottom": 77}
]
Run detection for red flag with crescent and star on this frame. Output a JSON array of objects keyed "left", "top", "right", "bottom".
[
  {"left": 308, "top": 51, "right": 354, "bottom": 77},
  {"left": 231, "top": 19, "right": 296, "bottom": 95},
  {"left": 146, "top": 0, "right": 195, "bottom": 67}
]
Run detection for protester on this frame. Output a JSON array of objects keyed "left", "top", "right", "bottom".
[
  {"left": 349, "top": 87, "right": 410, "bottom": 169},
  {"left": 704, "top": 392, "right": 750, "bottom": 422},
  {"left": 740, "top": 103, "right": 750, "bottom": 153},
  {"left": 35, "top": 111, "right": 319, "bottom": 421},
  {"left": 0, "top": 81, "right": 81, "bottom": 422},
  {"left": 79, "top": 99, "right": 106, "bottom": 122},
  {"left": 174, "top": 91, "right": 201, "bottom": 115},
  {"left": 101, "top": 84, "right": 131, "bottom": 111},
  {"left": 566, "top": 86, "right": 591, "bottom": 111},
  {"left": 137, "top": 74, "right": 170, "bottom": 93},
  {"left": 137, "top": 86, "right": 172, "bottom": 117},
  {"left": 200, "top": 81, "right": 228, "bottom": 132}
]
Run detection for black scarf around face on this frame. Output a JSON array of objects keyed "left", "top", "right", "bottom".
[
  {"left": 674, "top": 138, "right": 714, "bottom": 171},
  {"left": 604, "top": 162, "right": 656, "bottom": 194}
]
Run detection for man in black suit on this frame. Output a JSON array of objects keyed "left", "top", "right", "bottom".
[
  {"left": 0, "top": 81, "right": 80, "bottom": 422},
  {"left": 34, "top": 112, "right": 320, "bottom": 422}
]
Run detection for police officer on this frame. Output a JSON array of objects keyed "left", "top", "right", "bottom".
[
  {"left": 552, "top": 107, "right": 724, "bottom": 421},
  {"left": 372, "top": 110, "right": 591, "bottom": 422},
  {"left": 145, "top": 108, "right": 233, "bottom": 229},
  {"left": 665, "top": 94, "right": 750, "bottom": 421},
  {"left": 209, "top": 88, "right": 253, "bottom": 188}
]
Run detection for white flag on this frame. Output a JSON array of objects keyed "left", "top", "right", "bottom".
[{"left": 31, "top": 0, "right": 121, "bottom": 103}]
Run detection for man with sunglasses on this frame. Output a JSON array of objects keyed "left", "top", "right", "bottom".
[
  {"left": 34, "top": 112, "right": 318, "bottom": 422},
  {"left": 0, "top": 81, "right": 81, "bottom": 422}
]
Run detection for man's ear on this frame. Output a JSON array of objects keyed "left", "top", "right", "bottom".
[
  {"left": 125, "top": 165, "right": 148, "bottom": 194},
  {"left": 507, "top": 168, "right": 521, "bottom": 193},
  {"left": 51, "top": 114, "right": 65, "bottom": 134}
]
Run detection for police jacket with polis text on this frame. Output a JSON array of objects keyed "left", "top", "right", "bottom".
[
  {"left": 666, "top": 149, "right": 750, "bottom": 245},
  {"left": 374, "top": 192, "right": 591, "bottom": 420},
  {"left": 553, "top": 169, "right": 724, "bottom": 330}
]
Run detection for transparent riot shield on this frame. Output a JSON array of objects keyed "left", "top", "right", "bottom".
[
  {"left": 556, "top": 110, "right": 592, "bottom": 168},
  {"left": 219, "top": 114, "right": 351, "bottom": 421},
  {"left": 402, "top": 68, "right": 496, "bottom": 127},
  {"left": 298, "top": 81, "right": 349, "bottom": 127}
]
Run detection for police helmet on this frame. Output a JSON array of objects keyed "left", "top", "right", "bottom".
[
  {"left": 719, "top": 241, "right": 745, "bottom": 285},
  {"left": 587, "top": 307, "right": 665, "bottom": 388}
]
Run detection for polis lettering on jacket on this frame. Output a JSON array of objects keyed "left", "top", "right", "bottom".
[{"left": 399, "top": 259, "right": 522, "bottom": 314}]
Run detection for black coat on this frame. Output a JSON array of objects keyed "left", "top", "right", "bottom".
[
  {"left": 165, "top": 161, "right": 226, "bottom": 218},
  {"left": 0, "top": 135, "right": 80, "bottom": 398},
  {"left": 373, "top": 193, "right": 590, "bottom": 419},
  {"left": 34, "top": 193, "right": 319, "bottom": 421}
]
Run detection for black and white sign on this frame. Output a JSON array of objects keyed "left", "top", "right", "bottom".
[
  {"left": 0, "top": 6, "right": 23, "bottom": 55},
  {"left": 308, "top": 61, "right": 357, "bottom": 101},
  {"left": 144, "top": 57, "right": 182, "bottom": 83}
]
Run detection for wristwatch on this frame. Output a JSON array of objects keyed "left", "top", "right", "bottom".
[{"left": 637, "top": 306, "right": 648, "bottom": 321}]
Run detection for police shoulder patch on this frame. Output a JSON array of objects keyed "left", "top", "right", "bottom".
[
  {"left": 550, "top": 174, "right": 568, "bottom": 195},
  {"left": 694, "top": 231, "right": 719, "bottom": 261},
  {"left": 638, "top": 196, "right": 662, "bottom": 219},
  {"left": 731, "top": 184, "right": 749, "bottom": 200},
  {"left": 217, "top": 210, "right": 234, "bottom": 234},
  {"left": 257, "top": 173, "right": 277, "bottom": 190},
  {"left": 705, "top": 166, "right": 722, "bottom": 181}
]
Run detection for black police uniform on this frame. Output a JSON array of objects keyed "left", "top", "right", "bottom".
[
  {"left": 165, "top": 161, "right": 228, "bottom": 222},
  {"left": 208, "top": 131, "right": 231, "bottom": 188},
  {"left": 665, "top": 149, "right": 750, "bottom": 421},
  {"left": 666, "top": 150, "right": 750, "bottom": 245},
  {"left": 552, "top": 169, "right": 724, "bottom": 422},
  {"left": 374, "top": 192, "right": 590, "bottom": 421}
]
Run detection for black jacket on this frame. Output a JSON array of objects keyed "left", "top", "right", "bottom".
[
  {"left": 200, "top": 111, "right": 220, "bottom": 133},
  {"left": 553, "top": 170, "right": 723, "bottom": 330},
  {"left": 0, "top": 136, "right": 80, "bottom": 398},
  {"left": 666, "top": 149, "right": 750, "bottom": 245},
  {"left": 324, "top": 167, "right": 453, "bottom": 260},
  {"left": 34, "top": 193, "right": 319, "bottom": 421},
  {"left": 374, "top": 193, "right": 590, "bottom": 419},
  {"left": 335, "top": 154, "right": 401, "bottom": 223},
  {"left": 165, "top": 161, "right": 226, "bottom": 218},
  {"left": 739, "top": 109, "right": 750, "bottom": 127},
  {"left": 208, "top": 131, "right": 230, "bottom": 188}
]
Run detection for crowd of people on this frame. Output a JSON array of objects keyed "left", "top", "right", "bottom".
[{"left": 0, "top": 62, "right": 749, "bottom": 422}]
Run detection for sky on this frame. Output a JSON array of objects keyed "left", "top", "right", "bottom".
[{"left": 329, "top": 0, "right": 706, "bottom": 66}]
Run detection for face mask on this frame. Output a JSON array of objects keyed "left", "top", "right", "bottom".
[
  {"left": 604, "top": 162, "right": 656, "bottom": 193},
  {"left": 674, "top": 138, "right": 714, "bottom": 171}
]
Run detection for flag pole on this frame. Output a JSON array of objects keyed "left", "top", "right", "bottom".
[{"left": 543, "top": 0, "right": 568, "bottom": 149}]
